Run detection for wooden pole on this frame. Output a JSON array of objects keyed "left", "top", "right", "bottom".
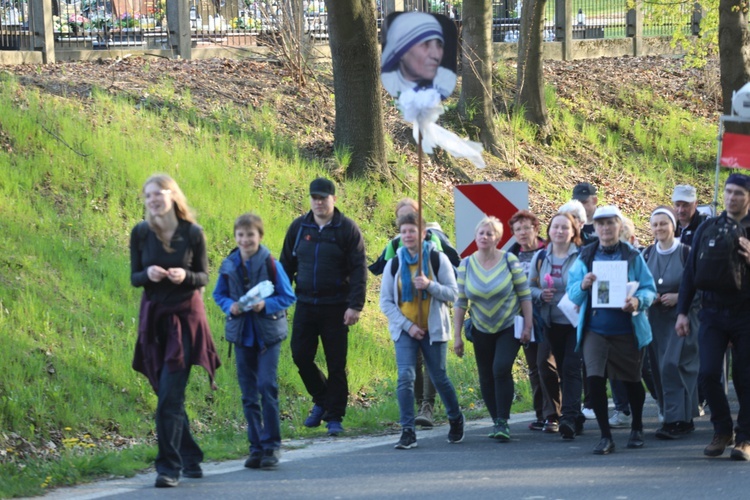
[{"left": 417, "top": 131, "right": 424, "bottom": 328}]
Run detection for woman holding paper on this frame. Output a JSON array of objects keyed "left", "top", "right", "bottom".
[
  {"left": 529, "top": 213, "right": 584, "bottom": 440},
  {"left": 566, "top": 205, "right": 656, "bottom": 455},
  {"left": 130, "top": 174, "right": 221, "bottom": 487},
  {"left": 213, "top": 212, "right": 295, "bottom": 469},
  {"left": 453, "top": 216, "right": 533, "bottom": 442},
  {"left": 644, "top": 206, "right": 699, "bottom": 440}
]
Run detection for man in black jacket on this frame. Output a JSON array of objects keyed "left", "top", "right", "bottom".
[
  {"left": 280, "top": 178, "right": 367, "bottom": 436},
  {"left": 676, "top": 174, "right": 750, "bottom": 461}
]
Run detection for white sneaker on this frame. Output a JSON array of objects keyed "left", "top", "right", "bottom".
[
  {"left": 609, "top": 410, "right": 631, "bottom": 428},
  {"left": 582, "top": 407, "right": 596, "bottom": 420},
  {"left": 658, "top": 410, "right": 665, "bottom": 424}
]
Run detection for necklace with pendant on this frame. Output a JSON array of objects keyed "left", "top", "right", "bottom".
[{"left": 655, "top": 250, "right": 676, "bottom": 285}]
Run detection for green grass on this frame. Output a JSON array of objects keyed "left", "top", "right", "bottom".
[{"left": 0, "top": 55, "right": 724, "bottom": 497}]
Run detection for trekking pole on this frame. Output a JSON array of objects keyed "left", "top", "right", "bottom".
[{"left": 417, "top": 131, "right": 424, "bottom": 328}]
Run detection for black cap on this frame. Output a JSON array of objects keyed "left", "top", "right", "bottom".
[
  {"left": 726, "top": 173, "right": 750, "bottom": 192},
  {"left": 572, "top": 182, "right": 597, "bottom": 201},
  {"left": 309, "top": 177, "right": 335, "bottom": 197}
]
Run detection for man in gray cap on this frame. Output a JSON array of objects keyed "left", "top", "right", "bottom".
[
  {"left": 280, "top": 177, "right": 367, "bottom": 437},
  {"left": 572, "top": 182, "right": 598, "bottom": 241},
  {"left": 672, "top": 184, "right": 709, "bottom": 246}
]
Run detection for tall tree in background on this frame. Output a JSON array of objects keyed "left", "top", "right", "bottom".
[
  {"left": 718, "top": 0, "right": 750, "bottom": 116},
  {"left": 515, "top": 0, "right": 549, "bottom": 129},
  {"left": 459, "top": 0, "right": 502, "bottom": 155},
  {"left": 325, "top": 0, "right": 388, "bottom": 178}
]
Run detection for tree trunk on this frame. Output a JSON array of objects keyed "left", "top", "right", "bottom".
[
  {"left": 516, "top": 0, "right": 548, "bottom": 129},
  {"left": 325, "top": 0, "right": 388, "bottom": 179},
  {"left": 458, "top": 0, "right": 501, "bottom": 156}
]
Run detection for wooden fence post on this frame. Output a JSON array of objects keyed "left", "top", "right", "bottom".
[{"left": 167, "top": 0, "right": 191, "bottom": 59}]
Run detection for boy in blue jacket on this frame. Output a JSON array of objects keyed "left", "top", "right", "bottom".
[{"left": 213, "top": 213, "right": 296, "bottom": 469}]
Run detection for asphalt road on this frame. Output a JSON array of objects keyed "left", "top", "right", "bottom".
[{"left": 45, "top": 395, "right": 749, "bottom": 500}]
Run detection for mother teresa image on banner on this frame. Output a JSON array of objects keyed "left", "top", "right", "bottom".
[{"left": 380, "top": 11, "right": 458, "bottom": 100}]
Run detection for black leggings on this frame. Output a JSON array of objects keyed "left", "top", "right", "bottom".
[{"left": 587, "top": 375, "right": 645, "bottom": 438}]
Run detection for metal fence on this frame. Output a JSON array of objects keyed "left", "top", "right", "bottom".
[{"left": 0, "top": 0, "right": 713, "bottom": 54}]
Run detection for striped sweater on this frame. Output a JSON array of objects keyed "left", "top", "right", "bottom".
[{"left": 456, "top": 251, "right": 531, "bottom": 333}]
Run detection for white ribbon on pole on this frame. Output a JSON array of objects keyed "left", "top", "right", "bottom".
[{"left": 398, "top": 89, "right": 485, "bottom": 169}]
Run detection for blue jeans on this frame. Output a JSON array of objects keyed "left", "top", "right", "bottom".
[
  {"left": 698, "top": 306, "right": 750, "bottom": 441},
  {"left": 394, "top": 332, "right": 461, "bottom": 430},
  {"left": 235, "top": 341, "right": 281, "bottom": 452},
  {"left": 155, "top": 329, "right": 203, "bottom": 477}
]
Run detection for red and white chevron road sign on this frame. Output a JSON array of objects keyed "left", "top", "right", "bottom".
[{"left": 454, "top": 182, "right": 529, "bottom": 257}]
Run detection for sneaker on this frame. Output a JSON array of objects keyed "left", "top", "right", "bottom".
[
  {"left": 656, "top": 421, "right": 694, "bottom": 440},
  {"left": 155, "top": 473, "right": 179, "bottom": 488},
  {"left": 261, "top": 449, "right": 281, "bottom": 468},
  {"left": 394, "top": 428, "right": 418, "bottom": 449},
  {"left": 415, "top": 402, "right": 434, "bottom": 427},
  {"left": 704, "top": 433, "right": 734, "bottom": 457},
  {"left": 698, "top": 403, "right": 706, "bottom": 417},
  {"left": 559, "top": 418, "right": 576, "bottom": 440},
  {"left": 655, "top": 422, "right": 680, "bottom": 440},
  {"left": 492, "top": 418, "right": 510, "bottom": 442},
  {"left": 244, "top": 450, "right": 262, "bottom": 469},
  {"left": 608, "top": 410, "right": 631, "bottom": 428},
  {"left": 304, "top": 404, "right": 325, "bottom": 428},
  {"left": 447, "top": 414, "right": 464, "bottom": 443},
  {"left": 542, "top": 419, "right": 559, "bottom": 433},
  {"left": 182, "top": 465, "right": 203, "bottom": 478},
  {"left": 658, "top": 410, "right": 665, "bottom": 424},
  {"left": 528, "top": 420, "right": 545, "bottom": 431},
  {"left": 326, "top": 420, "right": 344, "bottom": 436},
  {"left": 730, "top": 441, "right": 750, "bottom": 461},
  {"left": 582, "top": 407, "right": 596, "bottom": 420}
]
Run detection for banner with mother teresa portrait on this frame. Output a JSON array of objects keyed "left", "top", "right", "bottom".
[
  {"left": 380, "top": 12, "right": 458, "bottom": 100},
  {"left": 380, "top": 12, "right": 484, "bottom": 168}
]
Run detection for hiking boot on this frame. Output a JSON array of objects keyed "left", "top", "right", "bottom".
[
  {"left": 304, "top": 404, "right": 325, "bottom": 428},
  {"left": 730, "top": 441, "right": 750, "bottom": 461},
  {"left": 655, "top": 423, "right": 681, "bottom": 440},
  {"left": 182, "top": 465, "right": 203, "bottom": 478},
  {"left": 447, "top": 414, "right": 464, "bottom": 443},
  {"left": 559, "top": 418, "right": 576, "bottom": 440},
  {"left": 415, "top": 401, "right": 434, "bottom": 427},
  {"left": 155, "top": 473, "right": 179, "bottom": 488},
  {"left": 704, "top": 433, "right": 734, "bottom": 457},
  {"left": 492, "top": 418, "right": 510, "bottom": 442},
  {"left": 261, "top": 449, "right": 281, "bottom": 469},
  {"left": 528, "top": 419, "right": 544, "bottom": 431},
  {"left": 542, "top": 419, "right": 559, "bottom": 433},
  {"left": 244, "top": 450, "right": 263, "bottom": 469},
  {"left": 394, "top": 428, "right": 418, "bottom": 450},
  {"left": 608, "top": 410, "right": 631, "bottom": 428},
  {"left": 326, "top": 420, "right": 344, "bottom": 436}
]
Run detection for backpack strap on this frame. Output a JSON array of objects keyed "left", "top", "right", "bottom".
[
  {"left": 291, "top": 223, "right": 305, "bottom": 257},
  {"left": 535, "top": 249, "right": 547, "bottom": 274},
  {"left": 266, "top": 255, "right": 277, "bottom": 285},
  {"left": 642, "top": 244, "right": 654, "bottom": 263},
  {"left": 680, "top": 244, "right": 690, "bottom": 266}
]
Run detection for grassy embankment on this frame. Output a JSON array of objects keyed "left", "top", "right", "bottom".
[{"left": 0, "top": 58, "right": 718, "bottom": 498}]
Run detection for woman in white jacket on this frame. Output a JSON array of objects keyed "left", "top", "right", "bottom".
[{"left": 380, "top": 212, "right": 463, "bottom": 450}]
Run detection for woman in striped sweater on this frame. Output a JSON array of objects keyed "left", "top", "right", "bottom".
[{"left": 453, "top": 216, "right": 534, "bottom": 441}]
